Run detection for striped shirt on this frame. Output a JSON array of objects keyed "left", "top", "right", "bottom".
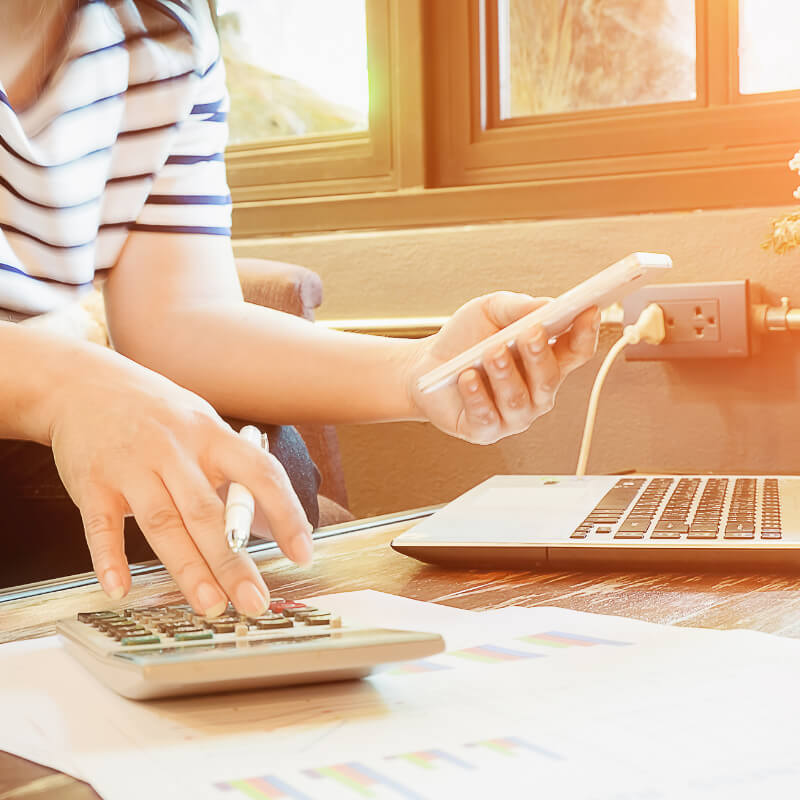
[{"left": 0, "top": 0, "right": 231, "bottom": 320}]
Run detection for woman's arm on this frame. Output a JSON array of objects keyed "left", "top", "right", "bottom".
[
  {"left": 0, "top": 321, "right": 311, "bottom": 613},
  {"left": 104, "top": 232, "right": 598, "bottom": 440}
]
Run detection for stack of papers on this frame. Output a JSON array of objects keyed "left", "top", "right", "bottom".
[{"left": 2, "top": 591, "right": 800, "bottom": 799}]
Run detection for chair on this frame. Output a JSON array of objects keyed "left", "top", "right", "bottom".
[{"left": 236, "top": 258, "right": 354, "bottom": 527}]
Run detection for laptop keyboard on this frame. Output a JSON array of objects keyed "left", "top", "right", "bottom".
[{"left": 570, "top": 478, "right": 782, "bottom": 541}]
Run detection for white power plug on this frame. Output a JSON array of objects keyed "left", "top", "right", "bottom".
[{"left": 576, "top": 303, "right": 666, "bottom": 476}]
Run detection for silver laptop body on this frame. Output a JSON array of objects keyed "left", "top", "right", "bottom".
[{"left": 391, "top": 475, "right": 800, "bottom": 570}]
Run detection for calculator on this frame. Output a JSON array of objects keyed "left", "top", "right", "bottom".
[{"left": 56, "top": 598, "right": 445, "bottom": 700}]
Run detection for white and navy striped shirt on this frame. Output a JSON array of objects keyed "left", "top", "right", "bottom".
[{"left": 0, "top": 0, "right": 231, "bottom": 320}]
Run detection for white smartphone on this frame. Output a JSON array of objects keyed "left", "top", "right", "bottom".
[{"left": 417, "top": 252, "right": 672, "bottom": 394}]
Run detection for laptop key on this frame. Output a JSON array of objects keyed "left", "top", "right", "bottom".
[
  {"left": 688, "top": 528, "right": 718, "bottom": 539},
  {"left": 724, "top": 522, "right": 755, "bottom": 538},
  {"left": 654, "top": 521, "right": 689, "bottom": 534}
]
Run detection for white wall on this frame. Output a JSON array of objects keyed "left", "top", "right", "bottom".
[{"left": 236, "top": 205, "right": 800, "bottom": 517}]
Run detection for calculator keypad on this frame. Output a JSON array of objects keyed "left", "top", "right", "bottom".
[{"left": 76, "top": 599, "right": 340, "bottom": 650}]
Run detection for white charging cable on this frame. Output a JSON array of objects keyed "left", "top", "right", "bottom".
[{"left": 575, "top": 303, "right": 666, "bottom": 476}]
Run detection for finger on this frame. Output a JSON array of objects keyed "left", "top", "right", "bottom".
[
  {"left": 79, "top": 484, "right": 130, "bottom": 601},
  {"left": 553, "top": 306, "right": 600, "bottom": 375},
  {"left": 456, "top": 368, "right": 501, "bottom": 444},
  {"left": 163, "top": 457, "right": 269, "bottom": 618},
  {"left": 212, "top": 432, "right": 314, "bottom": 567},
  {"left": 481, "top": 292, "right": 549, "bottom": 330},
  {"left": 517, "top": 324, "right": 562, "bottom": 415},
  {"left": 482, "top": 344, "right": 533, "bottom": 431},
  {"left": 125, "top": 474, "right": 229, "bottom": 618}
]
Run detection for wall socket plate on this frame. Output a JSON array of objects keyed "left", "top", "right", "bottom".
[{"left": 623, "top": 280, "right": 750, "bottom": 359}]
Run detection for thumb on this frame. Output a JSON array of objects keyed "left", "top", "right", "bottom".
[{"left": 482, "top": 291, "right": 551, "bottom": 330}]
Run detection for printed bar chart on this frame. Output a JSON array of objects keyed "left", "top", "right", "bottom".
[
  {"left": 466, "top": 736, "right": 562, "bottom": 761},
  {"left": 215, "top": 735, "right": 564, "bottom": 799},
  {"left": 304, "top": 762, "right": 425, "bottom": 799},
  {"left": 387, "top": 629, "right": 632, "bottom": 675},
  {"left": 518, "top": 631, "right": 631, "bottom": 649},
  {"left": 389, "top": 749, "right": 475, "bottom": 771},
  {"left": 448, "top": 644, "right": 543, "bottom": 663}
]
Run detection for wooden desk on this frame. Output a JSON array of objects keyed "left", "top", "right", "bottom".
[{"left": 4, "top": 510, "right": 800, "bottom": 799}]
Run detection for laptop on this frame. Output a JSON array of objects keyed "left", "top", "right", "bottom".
[{"left": 391, "top": 475, "right": 800, "bottom": 570}]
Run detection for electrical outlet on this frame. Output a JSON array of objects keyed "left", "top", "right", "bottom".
[
  {"left": 660, "top": 299, "right": 720, "bottom": 343},
  {"left": 623, "top": 280, "right": 749, "bottom": 359}
]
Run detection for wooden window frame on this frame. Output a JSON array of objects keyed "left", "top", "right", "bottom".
[
  {"left": 426, "top": 0, "right": 800, "bottom": 210},
  {"left": 224, "top": 0, "right": 425, "bottom": 204},
  {"left": 230, "top": 0, "right": 800, "bottom": 238}
]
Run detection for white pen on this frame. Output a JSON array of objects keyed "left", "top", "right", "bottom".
[{"left": 225, "top": 425, "right": 267, "bottom": 553}]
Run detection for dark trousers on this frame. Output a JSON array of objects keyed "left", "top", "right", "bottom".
[{"left": 0, "top": 425, "right": 320, "bottom": 588}]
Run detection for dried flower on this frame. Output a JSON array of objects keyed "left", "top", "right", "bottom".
[{"left": 763, "top": 150, "right": 800, "bottom": 254}]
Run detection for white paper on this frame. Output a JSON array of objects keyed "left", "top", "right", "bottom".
[{"left": 2, "top": 592, "right": 800, "bottom": 799}]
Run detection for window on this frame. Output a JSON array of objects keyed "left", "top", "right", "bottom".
[
  {"left": 497, "top": 0, "right": 698, "bottom": 118},
  {"left": 223, "top": 1, "right": 800, "bottom": 236},
  {"left": 217, "top": 0, "right": 369, "bottom": 145},
  {"left": 214, "top": 0, "right": 425, "bottom": 230}
]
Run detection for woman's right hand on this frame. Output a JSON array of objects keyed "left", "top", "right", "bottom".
[{"left": 45, "top": 345, "right": 312, "bottom": 618}]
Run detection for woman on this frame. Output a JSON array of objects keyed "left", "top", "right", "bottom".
[{"left": 0, "top": 0, "right": 598, "bottom": 618}]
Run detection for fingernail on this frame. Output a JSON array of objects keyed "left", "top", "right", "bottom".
[
  {"left": 492, "top": 349, "right": 508, "bottom": 371},
  {"left": 289, "top": 530, "right": 314, "bottom": 566},
  {"left": 103, "top": 569, "right": 124, "bottom": 601},
  {"left": 236, "top": 581, "right": 268, "bottom": 617},
  {"left": 197, "top": 582, "right": 227, "bottom": 618},
  {"left": 528, "top": 329, "right": 546, "bottom": 354}
]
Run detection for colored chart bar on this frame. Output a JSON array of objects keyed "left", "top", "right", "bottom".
[
  {"left": 389, "top": 748, "right": 475, "bottom": 771},
  {"left": 467, "top": 736, "right": 562, "bottom": 761},
  {"left": 215, "top": 775, "right": 312, "bottom": 800},
  {"left": 449, "top": 644, "right": 543, "bottom": 664},
  {"left": 386, "top": 659, "right": 450, "bottom": 675},
  {"left": 519, "top": 630, "right": 632, "bottom": 649},
  {"left": 305, "top": 762, "right": 426, "bottom": 799}
]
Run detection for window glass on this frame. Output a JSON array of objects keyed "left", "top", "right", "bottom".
[
  {"left": 498, "top": 0, "right": 696, "bottom": 119},
  {"left": 215, "top": 0, "right": 370, "bottom": 144},
  {"left": 739, "top": 0, "right": 800, "bottom": 95}
]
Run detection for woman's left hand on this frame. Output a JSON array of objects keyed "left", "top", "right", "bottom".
[{"left": 407, "top": 292, "right": 600, "bottom": 444}]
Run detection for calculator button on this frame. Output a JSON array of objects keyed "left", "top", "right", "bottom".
[
  {"left": 120, "top": 634, "right": 160, "bottom": 646},
  {"left": 276, "top": 603, "right": 309, "bottom": 616},
  {"left": 111, "top": 627, "right": 149, "bottom": 639},
  {"left": 292, "top": 608, "right": 321, "bottom": 620},
  {"left": 254, "top": 618, "right": 294, "bottom": 630},
  {"left": 304, "top": 615, "right": 333, "bottom": 626},
  {"left": 174, "top": 631, "right": 213, "bottom": 642},
  {"left": 211, "top": 622, "right": 236, "bottom": 633},
  {"left": 78, "top": 611, "right": 115, "bottom": 623}
]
